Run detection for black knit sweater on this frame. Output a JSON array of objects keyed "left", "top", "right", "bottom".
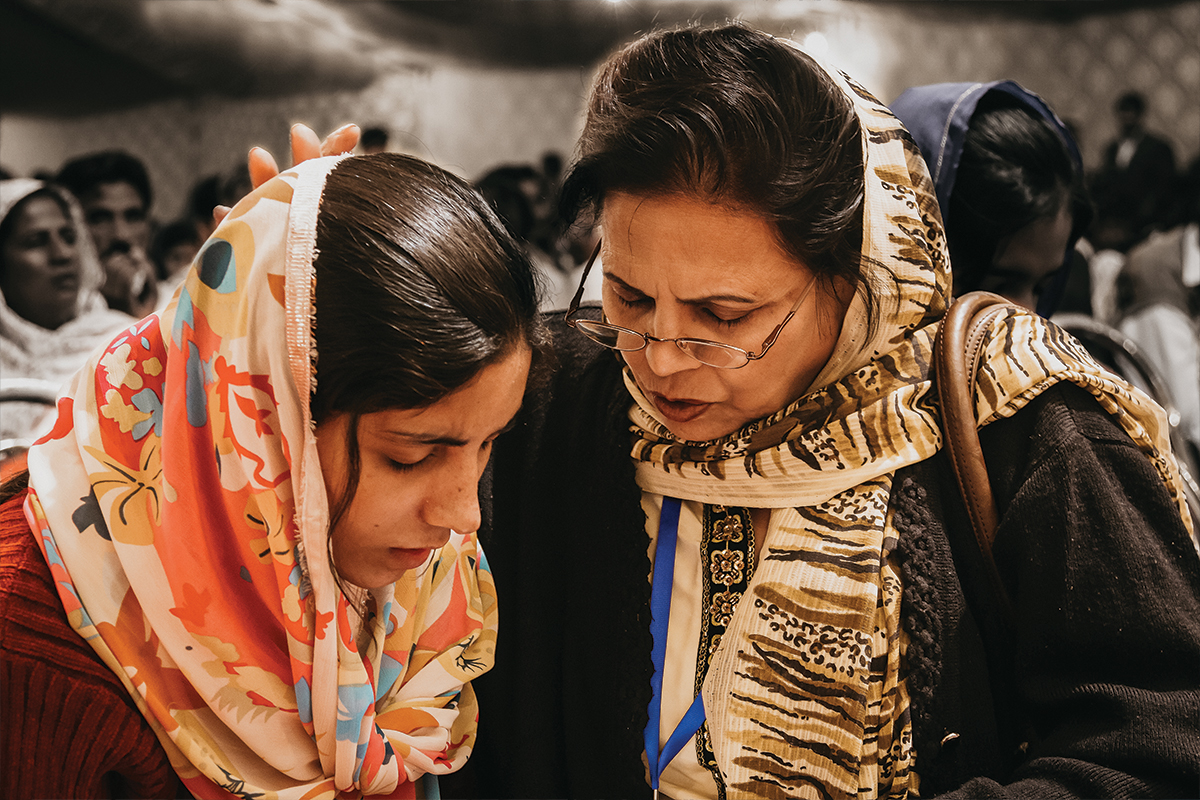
[{"left": 444, "top": 315, "right": 1200, "bottom": 799}]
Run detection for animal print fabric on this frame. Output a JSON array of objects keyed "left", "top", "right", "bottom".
[{"left": 630, "top": 50, "right": 1190, "bottom": 799}]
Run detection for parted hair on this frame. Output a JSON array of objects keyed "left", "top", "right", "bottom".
[
  {"left": 312, "top": 153, "right": 541, "bottom": 419},
  {"left": 312, "top": 153, "right": 544, "bottom": 544},
  {"left": 559, "top": 24, "right": 867, "bottom": 303}
]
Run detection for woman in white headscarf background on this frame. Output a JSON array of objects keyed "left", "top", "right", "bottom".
[{"left": 0, "top": 179, "right": 134, "bottom": 444}]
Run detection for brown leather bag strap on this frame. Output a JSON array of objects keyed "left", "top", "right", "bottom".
[{"left": 934, "top": 291, "right": 1015, "bottom": 623}]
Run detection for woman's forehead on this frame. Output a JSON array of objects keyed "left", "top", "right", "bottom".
[
  {"left": 12, "top": 195, "right": 70, "bottom": 227},
  {"left": 599, "top": 191, "right": 806, "bottom": 293}
]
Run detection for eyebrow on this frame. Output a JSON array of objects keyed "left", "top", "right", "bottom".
[
  {"left": 603, "top": 271, "right": 759, "bottom": 306},
  {"left": 382, "top": 409, "right": 522, "bottom": 447}
]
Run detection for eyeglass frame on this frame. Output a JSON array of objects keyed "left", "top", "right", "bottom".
[{"left": 563, "top": 239, "right": 819, "bottom": 369}]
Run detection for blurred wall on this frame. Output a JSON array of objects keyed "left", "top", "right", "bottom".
[
  {"left": 1, "top": 1, "right": 1196, "bottom": 224},
  {"left": 854, "top": 1, "right": 1199, "bottom": 173},
  {"left": 0, "top": 55, "right": 591, "bottom": 222}
]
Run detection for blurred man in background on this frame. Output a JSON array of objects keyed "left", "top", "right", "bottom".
[
  {"left": 55, "top": 150, "right": 158, "bottom": 317},
  {"left": 1091, "top": 91, "right": 1177, "bottom": 253}
]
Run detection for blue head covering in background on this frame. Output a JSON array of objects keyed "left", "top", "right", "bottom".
[{"left": 890, "top": 81, "right": 1084, "bottom": 317}]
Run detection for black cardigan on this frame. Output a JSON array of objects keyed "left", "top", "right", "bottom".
[{"left": 444, "top": 316, "right": 1200, "bottom": 799}]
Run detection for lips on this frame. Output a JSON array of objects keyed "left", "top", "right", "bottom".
[
  {"left": 650, "top": 392, "right": 712, "bottom": 423},
  {"left": 388, "top": 547, "right": 435, "bottom": 572},
  {"left": 50, "top": 273, "right": 80, "bottom": 293}
]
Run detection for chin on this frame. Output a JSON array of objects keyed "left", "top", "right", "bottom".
[{"left": 661, "top": 416, "right": 742, "bottom": 444}]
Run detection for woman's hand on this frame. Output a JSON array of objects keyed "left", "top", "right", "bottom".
[{"left": 214, "top": 123, "right": 360, "bottom": 224}]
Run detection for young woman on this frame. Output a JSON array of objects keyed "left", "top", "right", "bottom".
[
  {"left": 243, "top": 25, "right": 1199, "bottom": 800},
  {"left": 0, "top": 180, "right": 133, "bottom": 444},
  {"left": 0, "top": 153, "right": 541, "bottom": 799},
  {"left": 889, "top": 81, "right": 1092, "bottom": 315}
]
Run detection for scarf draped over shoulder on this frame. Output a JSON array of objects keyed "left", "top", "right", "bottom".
[
  {"left": 627, "top": 52, "right": 1191, "bottom": 799},
  {"left": 24, "top": 157, "right": 498, "bottom": 799}
]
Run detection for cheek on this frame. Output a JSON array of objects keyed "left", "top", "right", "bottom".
[
  {"left": 329, "top": 477, "right": 420, "bottom": 565},
  {"left": 4, "top": 253, "right": 38, "bottom": 282},
  {"left": 338, "top": 474, "right": 420, "bottom": 531}
]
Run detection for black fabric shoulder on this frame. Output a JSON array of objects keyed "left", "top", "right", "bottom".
[
  {"left": 451, "top": 306, "right": 655, "bottom": 799},
  {"left": 898, "top": 380, "right": 1200, "bottom": 797}
]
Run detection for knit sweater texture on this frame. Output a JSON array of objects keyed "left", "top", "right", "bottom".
[{"left": 0, "top": 484, "right": 183, "bottom": 799}]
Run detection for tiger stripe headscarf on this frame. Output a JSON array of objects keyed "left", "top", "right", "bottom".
[
  {"left": 629, "top": 50, "right": 1191, "bottom": 799},
  {"left": 24, "top": 157, "right": 499, "bottom": 799}
]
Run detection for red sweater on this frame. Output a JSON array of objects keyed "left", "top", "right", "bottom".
[{"left": 0, "top": 489, "right": 182, "bottom": 799}]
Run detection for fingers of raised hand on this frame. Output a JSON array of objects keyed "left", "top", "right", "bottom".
[
  {"left": 245, "top": 122, "right": 360, "bottom": 195},
  {"left": 248, "top": 147, "right": 280, "bottom": 189},
  {"left": 290, "top": 123, "right": 322, "bottom": 165},
  {"left": 321, "top": 124, "right": 361, "bottom": 157}
]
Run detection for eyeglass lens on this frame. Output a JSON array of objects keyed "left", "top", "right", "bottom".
[{"left": 571, "top": 319, "right": 750, "bottom": 369}]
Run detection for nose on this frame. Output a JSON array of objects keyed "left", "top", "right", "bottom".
[
  {"left": 640, "top": 307, "right": 702, "bottom": 377},
  {"left": 643, "top": 337, "right": 703, "bottom": 376},
  {"left": 422, "top": 455, "right": 483, "bottom": 534},
  {"left": 50, "top": 232, "right": 76, "bottom": 264}
]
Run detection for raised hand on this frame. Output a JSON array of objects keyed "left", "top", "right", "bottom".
[{"left": 215, "top": 123, "right": 361, "bottom": 224}]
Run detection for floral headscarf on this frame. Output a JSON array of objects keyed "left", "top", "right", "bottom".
[{"left": 24, "top": 157, "right": 498, "bottom": 799}]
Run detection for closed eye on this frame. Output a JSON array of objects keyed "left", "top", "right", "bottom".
[
  {"left": 700, "top": 306, "right": 750, "bottom": 328},
  {"left": 388, "top": 456, "right": 427, "bottom": 473},
  {"left": 612, "top": 292, "right": 652, "bottom": 310}
]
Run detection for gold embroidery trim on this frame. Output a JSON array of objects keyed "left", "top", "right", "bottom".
[{"left": 694, "top": 504, "right": 757, "bottom": 796}]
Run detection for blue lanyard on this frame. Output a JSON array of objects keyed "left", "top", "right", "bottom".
[{"left": 644, "top": 497, "right": 707, "bottom": 798}]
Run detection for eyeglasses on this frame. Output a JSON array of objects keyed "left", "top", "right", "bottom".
[{"left": 564, "top": 239, "right": 818, "bottom": 369}]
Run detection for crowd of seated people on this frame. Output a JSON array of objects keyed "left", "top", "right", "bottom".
[{"left": 0, "top": 152, "right": 245, "bottom": 451}]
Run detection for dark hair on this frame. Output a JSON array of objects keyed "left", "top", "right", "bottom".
[
  {"left": 360, "top": 127, "right": 390, "bottom": 151},
  {"left": 188, "top": 170, "right": 251, "bottom": 226},
  {"left": 55, "top": 150, "right": 153, "bottom": 211},
  {"left": 946, "top": 99, "right": 1092, "bottom": 292},
  {"left": 560, "top": 24, "right": 866, "bottom": 310},
  {"left": 311, "top": 153, "right": 543, "bottom": 547},
  {"left": 149, "top": 219, "right": 199, "bottom": 281},
  {"left": 1115, "top": 91, "right": 1146, "bottom": 116}
]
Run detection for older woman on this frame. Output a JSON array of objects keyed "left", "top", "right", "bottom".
[
  {"left": 251, "top": 24, "right": 1199, "bottom": 800},
  {"left": 459, "top": 25, "right": 1198, "bottom": 800},
  {"left": 0, "top": 180, "right": 134, "bottom": 444}
]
